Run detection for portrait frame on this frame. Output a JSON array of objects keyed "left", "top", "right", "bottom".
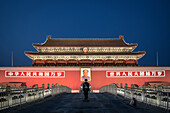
[{"left": 81, "top": 68, "right": 91, "bottom": 81}]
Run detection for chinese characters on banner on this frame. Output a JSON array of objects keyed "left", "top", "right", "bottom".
[
  {"left": 5, "top": 71, "right": 65, "bottom": 78},
  {"left": 106, "top": 71, "right": 165, "bottom": 77}
]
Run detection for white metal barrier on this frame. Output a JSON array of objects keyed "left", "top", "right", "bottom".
[
  {"left": 99, "top": 84, "right": 170, "bottom": 112},
  {"left": 0, "top": 84, "right": 71, "bottom": 110}
]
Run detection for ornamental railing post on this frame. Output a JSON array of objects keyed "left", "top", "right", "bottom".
[
  {"left": 47, "top": 83, "right": 50, "bottom": 95},
  {"left": 52, "top": 84, "right": 54, "bottom": 96},
  {"left": 57, "top": 84, "right": 60, "bottom": 94},
  {"left": 42, "top": 84, "right": 45, "bottom": 98},
  {"left": 25, "top": 87, "right": 28, "bottom": 102},
  {"left": 47, "top": 83, "right": 50, "bottom": 89},
  {"left": 54, "top": 84, "right": 57, "bottom": 94},
  {"left": 131, "top": 84, "right": 134, "bottom": 99},
  {"left": 6, "top": 86, "right": 12, "bottom": 106},
  {"left": 157, "top": 91, "right": 161, "bottom": 106},
  {"left": 166, "top": 92, "right": 169, "bottom": 113},
  {"left": 124, "top": 83, "right": 127, "bottom": 99},
  {"left": 156, "top": 86, "right": 161, "bottom": 106},
  {"left": 110, "top": 84, "right": 113, "bottom": 94},
  {"left": 23, "top": 85, "right": 27, "bottom": 103},
  {"left": 35, "top": 84, "right": 39, "bottom": 99},
  {"left": 142, "top": 85, "right": 146, "bottom": 102},
  {"left": 116, "top": 83, "right": 119, "bottom": 88},
  {"left": 120, "top": 83, "right": 123, "bottom": 88},
  {"left": 113, "top": 84, "right": 117, "bottom": 96}
]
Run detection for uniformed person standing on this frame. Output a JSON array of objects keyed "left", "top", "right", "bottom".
[{"left": 82, "top": 79, "right": 90, "bottom": 100}]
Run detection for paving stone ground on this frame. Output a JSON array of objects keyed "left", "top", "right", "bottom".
[{"left": 1, "top": 93, "right": 167, "bottom": 113}]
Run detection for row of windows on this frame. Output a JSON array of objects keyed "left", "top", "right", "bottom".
[
  {"left": 38, "top": 48, "right": 131, "bottom": 52},
  {"left": 33, "top": 56, "right": 136, "bottom": 59}
]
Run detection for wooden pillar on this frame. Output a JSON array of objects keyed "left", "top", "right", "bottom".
[
  {"left": 77, "top": 60, "right": 79, "bottom": 64},
  {"left": 103, "top": 60, "right": 106, "bottom": 64},
  {"left": 65, "top": 59, "right": 67, "bottom": 64},
  {"left": 55, "top": 60, "right": 57, "bottom": 65},
  {"left": 114, "top": 60, "right": 117, "bottom": 65},
  {"left": 92, "top": 59, "right": 94, "bottom": 64},
  {"left": 32, "top": 60, "right": 35, "bottom": 65},
  {"left": 43, "top": 60, "right": 46, "bottom": 65},
  {"left": 135, "top": 60, "right": 138, "bottom": 65},
  {"left": 125, "top": 60, "right": 127, "bottom": 64}
]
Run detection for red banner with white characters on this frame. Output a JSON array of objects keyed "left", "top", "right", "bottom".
[
  {"left": 5, "top": 71, "right": 65, "bottom": 78},
  {"left": 106, "top": 71, "right": 165, "bottom": 77}
]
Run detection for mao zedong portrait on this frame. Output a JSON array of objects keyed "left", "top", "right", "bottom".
[{"left": 81, "top": 69, "right": 90, "bottom": 81}]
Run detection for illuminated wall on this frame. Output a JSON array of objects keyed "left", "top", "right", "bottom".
[{"left": 0, "top": 67, "right": 170, "bottom": 90}]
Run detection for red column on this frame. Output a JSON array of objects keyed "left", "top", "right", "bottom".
[
  {"left": 66, "top": 59, "right": 68, "bottom": 64},
  {"left": 55, "top": 60, "right": 57, "bottom": 64},
  {"left": 92, "top": 59, "right": 94, "bottom": 64},
  {"left": 103, "top": 60, "right": 105, "bottom": 64},
  {"left": 43, "top": 60, "right": 46, "bottom": 64},
  {"left": 32, "top": 60, "right": 35, "bottom": 65},
  {"left": 135, "top": 60, "right": 138, "bottom": 65},
  {"left": 77, "top": 60, "right": 79, "bottom": 64},
  {"left": 114, "top": 60, "right": 117, "bottom": 64},
  {"left": 125, "top": 60, "right": 127, "bottom": 64}
]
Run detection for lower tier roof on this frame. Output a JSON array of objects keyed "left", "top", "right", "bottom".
[{"left": 25, "top": 52, "right": 145, "bottom": 55}]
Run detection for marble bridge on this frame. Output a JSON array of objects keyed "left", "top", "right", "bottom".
[{"left": 1, "top": 93, "right": 166, "bottom": 113}]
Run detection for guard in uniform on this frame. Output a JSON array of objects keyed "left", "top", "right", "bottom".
[{"left": 82, "top": 79, "right": 90, "bottom": 100}]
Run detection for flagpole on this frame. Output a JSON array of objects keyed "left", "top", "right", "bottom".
[
  {"left": 12, "top": 51, "right": 13, "bottom": 67},
  {"left": 157, "top": 51, "right": 158, "bottom": 66}
]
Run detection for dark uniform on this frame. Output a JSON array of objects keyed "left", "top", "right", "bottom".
[{"left": 82, "top": 79, "right": 90, "bottom": 100}]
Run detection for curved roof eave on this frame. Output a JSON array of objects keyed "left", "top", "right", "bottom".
[
  {"left": 32, "top": 44, "right": 138, "bottom": 48},
  {"left": 32, "top": 36, "right": 138, "bottom": 47},
  {"left": 25, "top": 51, "right": 146, "bottom": 56}
]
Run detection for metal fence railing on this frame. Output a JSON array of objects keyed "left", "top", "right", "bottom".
[
  {"left": 0, "top": 84, "right": 71, "bottom": 110},
  {"left": 99, "top": 83, "right": 170, "bottom": 112}
]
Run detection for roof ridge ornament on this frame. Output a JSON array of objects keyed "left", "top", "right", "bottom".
[
  {"left": 47, "top": 35, "right": 51, "bottom": 40},
  {"left": 119, "top": 35, "right": 124, "bottom": 40}
]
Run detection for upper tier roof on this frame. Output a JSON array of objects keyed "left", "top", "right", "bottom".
[{"left": 33, "top": 35, "right": 137, "bottom": 47}]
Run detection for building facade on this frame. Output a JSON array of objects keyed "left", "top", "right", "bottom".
[
  {"left": 0, "top": 36, "right": 169, "bottom": 91},
  {"left": 25, "top": 36, "right": 145, "bottom": 66},
  {"left": 0, "top": 67, "right": 169, "bottom": 91}
]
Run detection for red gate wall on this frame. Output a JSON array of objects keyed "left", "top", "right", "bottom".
[{"left": 0, "top": 67, "right": 170, "bottom": 90}]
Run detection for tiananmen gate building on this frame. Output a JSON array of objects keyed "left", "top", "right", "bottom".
[
  {"left": 0, "top": 35, "right": 170, "bottom": 92},
  {"left": 25, "top": 35, "right": 145, "bottom": 66}
]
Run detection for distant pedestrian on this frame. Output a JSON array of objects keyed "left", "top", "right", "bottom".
[
  {"left": 82, "top": 79, "right": 90, "bottom": 100},
  {"left": 130, "top": 97, "right": 136, "bottom": 107}
]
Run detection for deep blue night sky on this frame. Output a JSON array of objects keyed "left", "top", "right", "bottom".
[{"left": 0, "top": 0, "right": 170, "bottom": 67}]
